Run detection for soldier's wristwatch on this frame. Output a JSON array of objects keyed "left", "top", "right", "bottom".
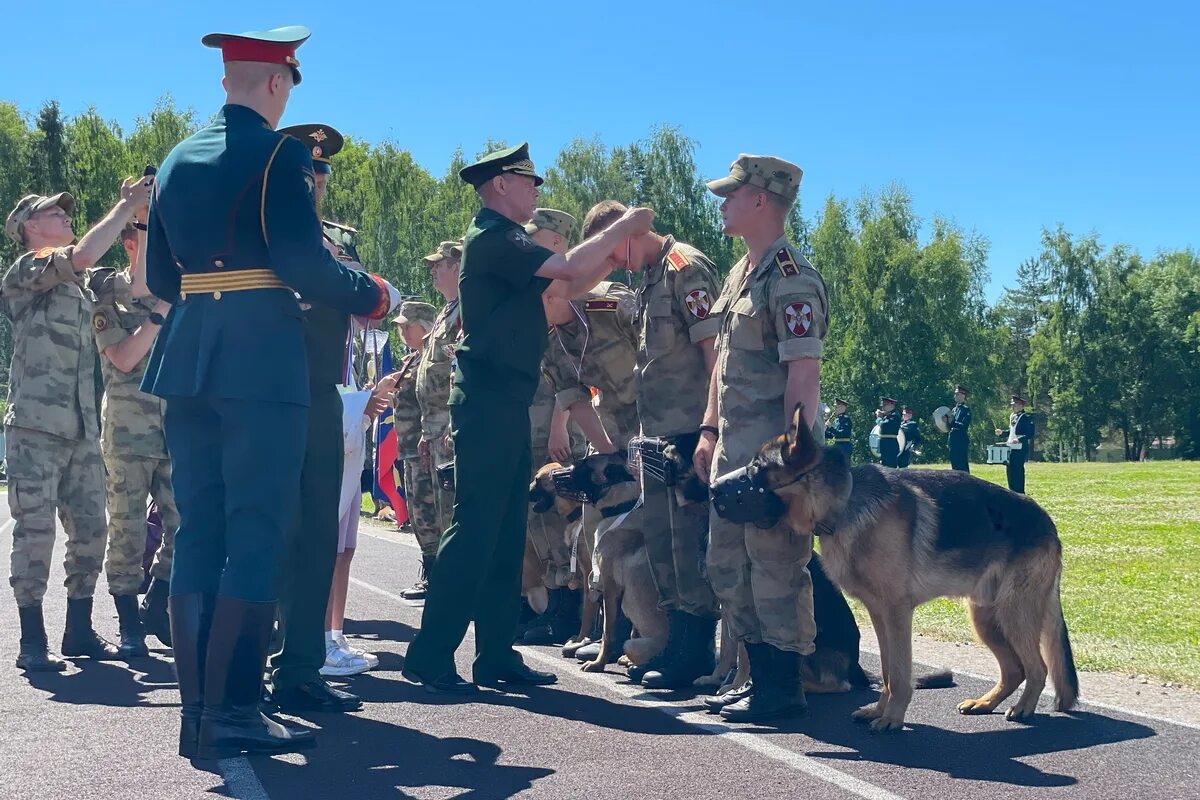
[{"left": 148, "top": 312, "right": 166, "bottom": 326}]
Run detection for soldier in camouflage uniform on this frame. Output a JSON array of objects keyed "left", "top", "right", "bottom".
[
  {"left": 415, "top": 240, "right": 463, "bottom": 577},
  {"left": 519, "top": 210, "right": 584, "bottom": 645},
  {"left": 390, "top": 301, "right": 439, "bottom": 600},
  {"left": 3, "top": 181, "right": 151, "bottom": 671},
  {"left": 580, "top": 200, "right": 723, "bottom": 689},
  {"left": 694, "top": 155, "right": 828, "bottom": 722},
  {"left": 90, "top": 222, "right": 178, "bottom": 657}
]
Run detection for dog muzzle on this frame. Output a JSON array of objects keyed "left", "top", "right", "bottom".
[
  {"left": 435, "top": 461, "right": 455, "bottom": 492},
  {"left": 551, "top": 464, "right": 598, "bottom": 504},
  {"left": 710, "top": 462, "right": 785, "bottom": 528},
  {"left": 628, "top": 436, "right": 679, "bottom": 486}
]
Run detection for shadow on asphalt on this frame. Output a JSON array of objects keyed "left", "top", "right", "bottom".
[
  {"left": 24, "top": 653, "right": 179, "bottom": 708},
  {"left": 754, "top": 689, "right": 1156, "bottom": 787},
  {"left": 251, "top": 712, "right": 555, "bottom": 799}
]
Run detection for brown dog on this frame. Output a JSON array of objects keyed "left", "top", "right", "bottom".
[{"left": 746, "top": 404, "right": 1079, "bottom": 731}]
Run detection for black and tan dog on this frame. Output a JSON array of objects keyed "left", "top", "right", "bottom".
[
  {"left": 529, "top": 455, "right": 668, "bottom": 672},
  {"left": 740, "top": 404, "right": 1079, "bottom": 731}
]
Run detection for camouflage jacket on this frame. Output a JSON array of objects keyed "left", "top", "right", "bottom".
[
  {"left": 635, "top": 236, "right": 722, "bottom": 438},
  {"left": 390, "top": 348, "right": 424, "bottom": 459},
  {"left": 416, "top": 298, "right": 461, "bottom": 439},
  {"left": 544, "top": 280, "right": 641, "bottom": 446},
  {"left": 89, "top": 268, "right": 168, "bottom": 458},
  {"left": 0, "top": 246, "right": 99, "bottom": 440},
  {"left": 711, "top": 234, "right": 829, "bottom": 468}
]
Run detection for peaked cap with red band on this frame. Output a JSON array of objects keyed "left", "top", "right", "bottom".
[{"left": 202, "top": 25, "right": 311, "bottom": 85}]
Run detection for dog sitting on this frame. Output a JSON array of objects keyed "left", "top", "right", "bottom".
[
  {"left": 737, "top": 403, "right": 1079, "bottom": 731},
  {"left": 529, "top": 455, "right": 668, "bottom": 672}
]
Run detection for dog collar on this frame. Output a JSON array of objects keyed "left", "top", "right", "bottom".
[
  {"left": 600, "top": 497, "right": 639, "bottom": 518},
  {"left": 565, "top": 507, "right": 582, "bottom": 523}
]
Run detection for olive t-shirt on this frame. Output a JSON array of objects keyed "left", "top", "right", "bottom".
[{"left": 450, "top": 207, "right": 553, "bottom": 407}]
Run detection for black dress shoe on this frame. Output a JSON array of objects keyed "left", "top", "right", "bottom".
[
  {"left": 272, "top": 679, "right": 363, "bottom": 713},
  {"left": 474, "top": 661, "right": 558, "bottom": 688},
  {"left": 401, "top": 665, "right": 477, "bottom": 694}
]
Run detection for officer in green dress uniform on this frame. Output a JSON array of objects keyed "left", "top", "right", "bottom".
[
  {"left": 875, "top": 397, "right": 901, "bottom": 468},
  {"left": 401, "top": 142, "right": 654, "bottom": 694},
  {"left": 142, "top": 27, "right": 398, "bottom": 759},
  {"left": 897, "top": 406, "right": 922, "bottom": 468},
  {"left": 824, "top": 398, "right": 852, "bottom": 460},
  {"left": 266, "top": 122, "right": 374, "bottom": 713},
  {"left": 948, "top": 384, "right": 972, "bottom": 472},
  {"left": 997, "top": 394, "right": 1034, "bottom": 493}
]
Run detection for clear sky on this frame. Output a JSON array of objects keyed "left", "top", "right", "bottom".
[{"left": 4, "top": 1, "right": 1197, "bottom": 300}]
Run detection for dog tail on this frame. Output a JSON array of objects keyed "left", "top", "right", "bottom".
[
  {"left": 1044, "top": 573, "right": 1080, "bottom": 711},
  {"left": 914, "top": 669, "right": 955, "bottom": 690}
]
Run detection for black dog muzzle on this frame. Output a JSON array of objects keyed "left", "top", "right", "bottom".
[
  {"left": 551, "top": 464, "right": 598, "bottom": 504},
  {"left": 710, "top": 462, "right": 785, "bottom": 528}
]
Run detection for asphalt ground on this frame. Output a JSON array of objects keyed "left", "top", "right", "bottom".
[{"left": 2, "top": 511, "right": 1198, "bottom": 800}]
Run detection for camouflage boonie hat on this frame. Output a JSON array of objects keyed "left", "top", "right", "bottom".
[
  {"left": 524, "top": 208, "right": 577, "bottom": 240},
  {"left": 5, "top": 192, "right": 75, "bottom": 245},
  {"left": 423, "top": 240, "right": 463, "bottom": 265},
  {"left": 706, "top": 154, "right": 802, "bottom": 203},
  {"left": 392, "top": 300, "right": 438, "bottom": 329}
]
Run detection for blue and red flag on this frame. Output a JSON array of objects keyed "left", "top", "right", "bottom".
[{"left": 367, "top": 333, "right": 408, "bottom": 524}]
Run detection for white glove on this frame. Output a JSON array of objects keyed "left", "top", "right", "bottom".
[{"left": 383, "top": 279, "right": 403, "bottom": 312}]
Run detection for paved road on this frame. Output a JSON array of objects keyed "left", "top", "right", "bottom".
[{"left": 2, "top": 511, "right": 1198, "bottom": 800}]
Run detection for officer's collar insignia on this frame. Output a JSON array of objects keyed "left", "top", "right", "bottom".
[
  {"left": 309, "top": 129, "right": 328, "bottom": 143},
  {"left": 775, "top": 248, "right": 799, "bottom": 277},
  {"left": 666, "top": 249, "right": 690, "bottom": 271},
  {"left": 584, "top": 298, "right": 619, "bottom": 312}
]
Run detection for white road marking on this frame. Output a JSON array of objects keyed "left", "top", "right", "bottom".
[{"left": 218, "top": 757, "right": 271, "bottom": 800}]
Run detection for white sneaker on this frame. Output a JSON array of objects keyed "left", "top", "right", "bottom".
[
  {"left": 336, "top": 635, "right": 380, "bottom": 669},
  {"left": 320, "top": 642, "right": 373, "bottom": 676}
]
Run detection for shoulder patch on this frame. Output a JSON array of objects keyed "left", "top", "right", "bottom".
[
  {"left": 784, "top": 301, "right": 813, "bottom": 336},
  {"left": 666, "top": 249, "right": 690, "bottom": 271},
  {"left": 775, "top": 248, "right": 799, "bottom": 277},
  {"left": 584, "top": 298, "right": 619, "bottom": 312},
  {"left": 92, "top": 312, "right": 108, "bottom": 332},
  {"left": 506, "top": 228, "right": 538, "bottom": 251},
  {"left": 685, "top": 289, "right": 711, "bottom": 319},
  {"left": 34, "top": 247, "right": 56, "bottom": 259}
]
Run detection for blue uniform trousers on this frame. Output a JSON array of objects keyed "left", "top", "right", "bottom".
[{"left": 165, "top": 396, "right": 307, "bottom": 601}]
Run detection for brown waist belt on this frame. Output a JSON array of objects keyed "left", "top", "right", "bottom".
[{"left": 180, "top": 269, "right": 288, "bottom": 298}]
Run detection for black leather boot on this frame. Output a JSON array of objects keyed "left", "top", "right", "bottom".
[
  {"left": 114, "top": 594, "right": 149, "bottom": 659},
  {"left": 523, "top": 587, "right": 581, "bottom": 645},
  {"left": 400, "top": 555, "right": 434, "bottom": 601},
  {"left": 196, "top": 597, "right": 315, "bottom": 759},
  {"left": 60, "top": 597, "right": 120, "bottom": 660},
  {"left": 643, "top": 613, "right": 717, "bottom": 689},
  {"left": 140, "top": 578, "right": 172, "bottom": 647},
  {"left": 631, "top": 609, "right": 688, "bottom": 684},
  {"left": 721, "top": 645, "right": 807, "bottom": 722},
  {"left": 16, "top": 605, "right": 66, "bottom": 672},
  {"left": 171, "top": 593, "right": 214, "bottom": 758}
]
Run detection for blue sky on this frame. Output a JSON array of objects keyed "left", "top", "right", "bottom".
[{"left": 4, "top": 1, "right": 1197, "bottom": 300}]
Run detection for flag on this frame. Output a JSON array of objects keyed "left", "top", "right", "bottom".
[{"left": 366, "top": 330, "right": 407, "bottom": 524}]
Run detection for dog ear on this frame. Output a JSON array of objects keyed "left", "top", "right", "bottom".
[{"left": 783, "top": 403, "right": 822, "bottom": 473}]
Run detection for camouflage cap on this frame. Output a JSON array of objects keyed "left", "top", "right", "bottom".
[
  {"left": 524, "top": 208, "right": 577, "bottom": 240},
  {"left": 5, "top": 192, "right": 75, "bottom": 245},
  {"left": 392, "top": 300, "right": 438, "bottom": 329},
  {"left": 459, "top": 142, "right": 544, "bottom": 188},
  {"left": 706, "top": 154, "right": 802, "bottom": 203},
  {"left": 423, "top": 240, "right": 463, "bottom": 265}
]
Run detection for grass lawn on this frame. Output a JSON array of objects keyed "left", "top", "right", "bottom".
[{"left": 858, "top": 461, "right": 1200, "bottom": 687}]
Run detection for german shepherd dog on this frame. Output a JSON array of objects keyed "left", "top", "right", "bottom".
[
  {"left": 529, "top": 456, "right": 669, "bottom": 672},
  {"left": 747, "top": 404, "right": 1079, "bottom": 730}
]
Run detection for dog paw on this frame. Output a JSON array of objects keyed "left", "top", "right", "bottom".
[
  {"left": 957, "top": 698, "right": 995, "bottom": 715},
  {"left": 851, "top": 704, "right": 884, "bottom": 722},
  {"left": 1005, "top": 705, "right": 1036, "bottom": 722},
  {"left": 580, "top": 659, "right": 606, "bottom": 673},
  {"left": 617, "top": 655, "right": 632, "bottom": 668},
  {"left": 869, "top": 715, "right": 906, "bottom": 733}
]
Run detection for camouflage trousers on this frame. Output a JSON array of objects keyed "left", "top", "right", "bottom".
[
  {"left": 431, "top": 436, "right": 455, "bottom": 539},
  {"left": 102, "top": 452, "right": 179, "bottom": 595},
  {"left": 706, "top": 511, "right": 816, "bottom": 655},
  {"left": 526, "top": 447, "right": 573, "bottom": 588},
  {"left": 639, "top": 478, "right": 719, "bottom": 618},
  {"left": 401, "top": 456, "right": 440, "bottom": 557},
  {"left": 5, "top": 426, "right": 107, "bottom": 607}
]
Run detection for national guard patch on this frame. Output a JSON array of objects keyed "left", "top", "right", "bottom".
[
  {"left": 785, "top": 302, "right": 813, "bottom": 336},
  {"left": 775, "top": 248, "right": 799, "bottom": 277},
  {"left": 666, "top": 250, "right": 690, "bottom": 271},
  {"left": 506, "top": 229, "right": 537, "bottom": 251},
  {"left": 685, "top": 289, "right": 711, "bottom": 319},
  {"left": 585, "top": 298, "right": 619, "bottom": 312},
  {"left": 92, "top": 313, "right": 108, "bottom": 332}
]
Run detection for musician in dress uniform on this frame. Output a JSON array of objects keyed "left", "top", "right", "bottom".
[
  {"left": 875, "top": 397, "right": 901, "bottom": 468},
  {"left": 997, "top": 394, "right": 1034, "bottom": 493},
  {"left": 897, "top": 406, "right": 921, "bottom": 468},
  {"left": 948, "top": 384, "right": 972, "bottom": 472},
  {"left": 824, "top": 398, "right": 852, "bottom": 461},
  {"left": 141, "top": 26, "right": 399, "bottom": 759}
]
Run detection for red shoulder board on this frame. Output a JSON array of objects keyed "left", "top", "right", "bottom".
[
  {"left": 775, "top": 248, "right": 799, "bottom": 277},
  {"left": 34, "top": 246, "right": 56, "bottom": 259},
  {"left": 666, "top": 249, "right": 690, "bottom": 271},
  {"left": 584, "top": 298, "right": 619, "bottom": 312}
]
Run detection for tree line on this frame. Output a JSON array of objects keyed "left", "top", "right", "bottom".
[{"left": 1, "top": 97, "right": 1196, "bottom": 461}]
